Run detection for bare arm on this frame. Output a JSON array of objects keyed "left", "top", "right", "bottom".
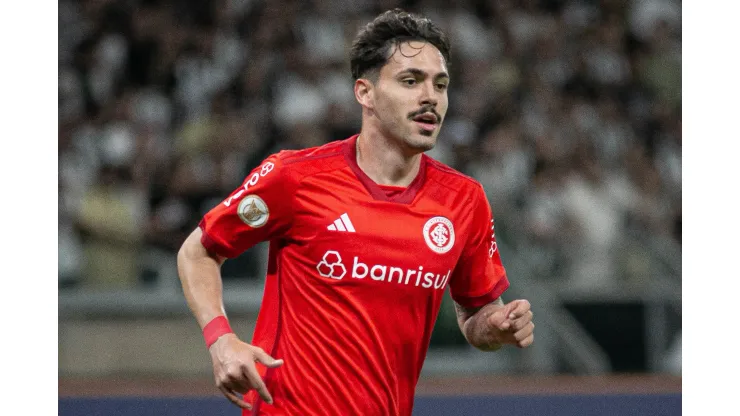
[
  {"left": 177, "top": 227, "right": 228, "bottom": 328},
  {"left": 454, "top": 297, "right": 534, "bottom": 351},
  {"left": 177, "top": 227, "right": 282, "bottom": 409},
  {"left": 455, "top": 297, "right": 506, "bottom": 351}
]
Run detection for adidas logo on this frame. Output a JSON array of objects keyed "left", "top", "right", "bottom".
[{"left": 327, "top": 213, "right": 356, "bottom": 232}]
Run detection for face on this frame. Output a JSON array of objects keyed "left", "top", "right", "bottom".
[{"left": 361, "top": 41, "right": 450, "bottom": 152}]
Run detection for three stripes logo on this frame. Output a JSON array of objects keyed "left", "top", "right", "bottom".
[{"left": 327, "top": 213, "right": 355, "bottom": 232}]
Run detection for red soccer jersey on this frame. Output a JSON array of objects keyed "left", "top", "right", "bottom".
[{"left": 199, "top": 135, "right": 509, "bottom": 416}]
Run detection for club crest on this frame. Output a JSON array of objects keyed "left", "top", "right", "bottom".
[{"left": 423, "top": 216, "right": 455, "bottom": 254}]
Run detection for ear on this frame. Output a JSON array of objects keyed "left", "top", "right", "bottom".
[{"left": 354, "top": 78, "right": 374, "bottom": 110}]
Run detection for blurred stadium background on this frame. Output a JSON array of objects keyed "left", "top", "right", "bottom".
[{"left": 58, "top": 0, "right": 681, "bottom": 412}]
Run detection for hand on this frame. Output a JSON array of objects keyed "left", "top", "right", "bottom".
[
  {"left": 208, "top": 334, "right": 284, "bottom": 410},
  {"left": 487, "top": 299, "right": 534, "bottom": 348}
]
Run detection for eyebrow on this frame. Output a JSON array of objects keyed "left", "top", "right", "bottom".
[{"left": 399, "top": 68, "right": 450, "bottom": 80}]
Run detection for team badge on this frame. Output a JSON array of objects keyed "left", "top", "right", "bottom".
[
  {"left": 237, "top": 195, "right": 269, "bottom": 228},
  {"left": 423, "top": 216, "right": 455, "bottom": 254}
]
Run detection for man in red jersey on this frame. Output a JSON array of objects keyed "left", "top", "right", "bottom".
[{"left": 177, "top": 8, "right": 534, "bottom": 416}]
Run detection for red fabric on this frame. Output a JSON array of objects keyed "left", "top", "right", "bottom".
[
  {"left": 203, "top": 316, "right": 233, "bottom": 349},
  {"left": 343, "top": 135, "right": 426, "bottom": 204},
  {"left": 198, "top": 136, "right": 509, "bottom": 416},
  {"left": 378, "top": 184, "right": 407, "bottom": 199}
]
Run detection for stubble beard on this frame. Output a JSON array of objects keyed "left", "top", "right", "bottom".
[
  {"left": 405, "top": 105, "right": 442, "bottom": 152},
  {"left": 384, "top": 122, "right": 436, "bottom": 154},
  {"left": 376, "top": 108, "right": 439, "bottom": 153},
  {"left": 406, "top": 131, "right": 436, "bottom": 152},
  {"left": 404, "top": 122, "right": 439, "bottom": 152}
]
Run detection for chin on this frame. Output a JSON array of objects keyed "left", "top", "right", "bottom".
[{"left": 406, "top": 133, "right": 437, "bottom": 152}]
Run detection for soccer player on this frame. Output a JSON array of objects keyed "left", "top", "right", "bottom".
[{"left": 177, "top": 9, "right": 534, "bottom": 416}]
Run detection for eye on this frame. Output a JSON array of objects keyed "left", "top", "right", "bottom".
[
  {"left": 436, "top": 83, "right": 449, "bottom": 90},
  {"left": 402, "top": 79, "right": 417, "bottom": 86}
]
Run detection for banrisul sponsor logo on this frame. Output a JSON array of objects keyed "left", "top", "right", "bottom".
[{"left": 316, "top": 251, "right": 450, "bottom": 290}]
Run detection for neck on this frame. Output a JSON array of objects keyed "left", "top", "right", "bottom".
[{"left": 356, "top": 130, "right": 423, "bottom": 187}]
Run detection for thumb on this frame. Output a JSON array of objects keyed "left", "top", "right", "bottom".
[
  {"left": 254, "top": 349, "right": 284, "bottom": 368},
  {"left": 506, "top": 299, "right": 530, "bottom": 319},
  {"left": 488, "top": 305, "right": 513, "bottom": 330}
]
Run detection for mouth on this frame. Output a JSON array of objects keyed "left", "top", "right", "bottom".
[{"left": 412, "top": 113, "right": 439, "bottom": 132}]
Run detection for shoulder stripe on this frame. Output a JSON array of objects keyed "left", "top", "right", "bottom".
[
  {"left": 280, "top": 140, "right": 346, "bottom": 166},
  {"left": 282, "top": 150, "right": 343, "bottom": 166},
  {"left": 425, "top": 156, "right": 481, "bottom": 187}
]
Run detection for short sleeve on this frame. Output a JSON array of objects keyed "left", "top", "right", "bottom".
[
  {"left": 198, "top": 154, "right": 294, "bottom": 258},
  {"left": 448, "top": 185, "right": 510, "bottom": 309}
]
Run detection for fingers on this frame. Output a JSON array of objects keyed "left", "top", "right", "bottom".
[
  {"left": 253, "top": 347, "right": 285, "bottom": 369},
  {"left": 508, "top": 310, "right": 533, "bottom": 332},
  {"left": 483, "top": 299, "right": 535, "bottom": 348},
  {"left": 218, "top": 385, "right": 252, "bottom": 410},
  {"left": 487, "top": 306, "right": 513, "bottom": 330},
  {"left": 217, "top": 362, "right": 275, "bottom": 408},
  {"left": 517, "top": 332, "right": 534, "bottom": 348},
  {"left": 513, "top": 322, "right": 535, "bottom": 348},
  {"left": 489, "top": 311, "right": 511, "bottom": 331},
  {"left": 488, "top": 300, "right": 532, "bottom": 331},
  {"left": 506, "top": 299, "right": 531, "bottom": 320},
  {"left": 211, "top": 340, "right": 284, "bottom": 409},
  {"left": 244, "top": 347, "right": 279, "bottom": 404},
  {"left": 243, "top": 364, "right": 274, "bottom": 405},
  {"left": 223, "top": 372, "right": 252, "bottom": 394}
]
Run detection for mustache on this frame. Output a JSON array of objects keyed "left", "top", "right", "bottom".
[{"left": 408, "top": 105, "right": 441, "bottom": 121}]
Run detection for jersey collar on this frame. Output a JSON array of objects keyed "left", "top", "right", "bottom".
[{"left": 343, "top": 134, "right": 427, "bottom": 204}]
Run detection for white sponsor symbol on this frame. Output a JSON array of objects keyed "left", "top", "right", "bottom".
[
  {"left": 223, "top": 190, "right": 244, "bottom": 207},
  {"left": 260, "top": 162, "right": 274, "bottom": 176},
  {"left": 423, "top": 217, "right": 455, "bottom": 254},
  {"left": 316, "top": 251, "right": 452, "bottom": 290},
  {"left": 223, "top": 161, "right": 275, "bottom": 207},
  {"left": 327, "top": 213, "right": 356, "bottom": 232},
  {"left": 316, "top": 251, "right": 346, "bottom": 280},
  {"left": 488, "top": 219, "right": 497, "bottom": 257}
]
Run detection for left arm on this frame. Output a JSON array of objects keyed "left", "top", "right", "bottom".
[
  {"left": 450, "top": 185, "right": 534, "bottom": 351},
  {"left": 454, "top": 297, "right": 534, "bottom": 351}
]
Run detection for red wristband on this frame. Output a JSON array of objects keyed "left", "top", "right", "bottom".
[{"left": 203, "top": 316, "right": 233, "bottom": 348}]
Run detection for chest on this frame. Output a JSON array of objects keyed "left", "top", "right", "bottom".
[{"left": 285, "top": 178, "right": 469, "bottom": 295}]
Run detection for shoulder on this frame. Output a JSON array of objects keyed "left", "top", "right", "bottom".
[
  {"left": 424, "top": 155, "right": 485, "bottom": 196},
  {"left": 273, "top": 139, "right": 348, "bottom": 178},
  {"left": 259, "top": 139, "right": 348, "bottom": 185},
  {"left": 279, "top": 139, "right": 347, "bottom": 166}
]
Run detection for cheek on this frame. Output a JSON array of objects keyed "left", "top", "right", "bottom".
[
  {"left": 377, "top": 92, "right": 408, "bottom": 122},
  {"left": 438, "top": 97, "right": 449, "bottom": 119}
]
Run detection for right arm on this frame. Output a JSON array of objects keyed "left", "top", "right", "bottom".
[
  {"left": 177, "top": 227, "right": 283, "bottom": 410},
  {"left": 177, "top": 227, "right": 228, "bottom": 328},
  {"left": 179, "top": 154, "right": 292, "bottom": 409}
]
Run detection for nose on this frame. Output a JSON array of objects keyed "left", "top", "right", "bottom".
[{"left": 419, "top": 81, "right": 438, "bottom": 107}]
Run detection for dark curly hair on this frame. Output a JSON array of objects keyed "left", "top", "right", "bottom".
[{"left": 350, "top": 9, "right": 451, "bottom": 81}]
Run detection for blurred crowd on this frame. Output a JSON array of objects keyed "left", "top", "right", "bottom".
[{"left": 58, "top": 0, "right": 681, "bottom": 291}]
